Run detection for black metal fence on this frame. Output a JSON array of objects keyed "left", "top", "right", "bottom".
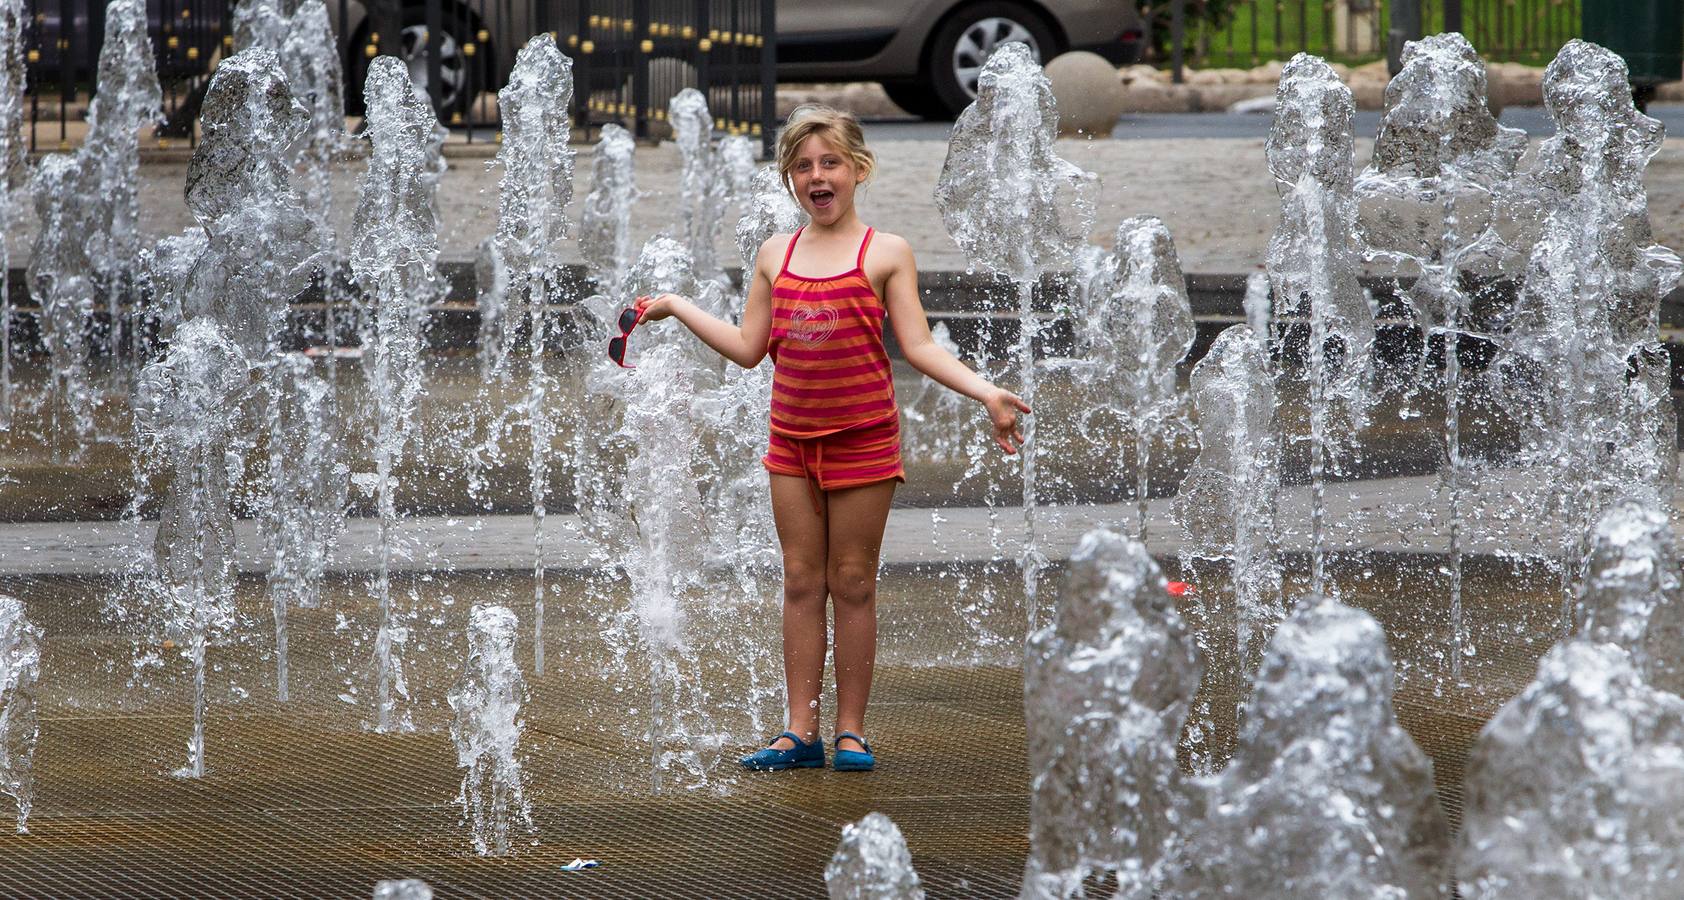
[
  {"left": 20, "top": 0, "right": 776, "bottom": 156},
  {"left": 563, "top": 0, "right": 775, "bottom": 152},
  {"left": 1154, "top": 0, "right": 1580, "bottom": 74}
]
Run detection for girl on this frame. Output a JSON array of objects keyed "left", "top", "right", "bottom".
[{"left": 634, "top": 105, "right": 1028, "bottom": 773}]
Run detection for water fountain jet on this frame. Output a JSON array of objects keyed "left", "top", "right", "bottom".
[
  {"left": 579, "top": 123, "right": 638, "bottom": 297},
  {"left": 1099, "top": 216, "right": 1195, "bottom": 544},
  {"left": 619, "top": 341, "right": 712, "bottom": 790},
  {"left": 0, "top": 0, "right": 22, "bottom": 430},
  {"left": 1457, "top": 640, "right": 1684, "bottom": 897},
  {"left": 0, "top": 595, "right": 40, "bottom": 833},
  {"left": 181, "top": 49, "right": 322, "bottom": 358},
  {"left": 669, "top": 89, "right": 731, "bottom": 286},
  {"left": 493, "top": 35, "right": 575, "bottom": 675},
  {"left": 734, "top": 165, "right": 807, "bottom": 269},
  {"left": 1265, "top": 53, "right": 1376, "bottom": 598},
  {"left": 264, "top": 351, "right": 346, "bottom": 700},
  {"left": 825, "top": 813, "right": 925, "bottom": 899},
  {"left": 22, "top": 1, "right": 162, "bottom": 452},
  {"left": 934, "top": 42, "right": 1096, "bottom": 631},
  {"left": 449, "top": 604, "right": 532, "bottom": 856},
  {"left": 1577, "top": 499, "right": 1684, "bottom": 695},
  {"left": 232, "top": 0, "right": 349, "bottom": 368},
  {"left": 1495, "top": 40, "right": 1681, "bottom": 626},
  {"left": 136, "top": 230, "right": 208, "bottom": 348},
  {"left": 1356, "top": 32, "right": 1525, "bottom": 681},
  {"left": 83, "top": 0, "right": 162, "bottom": 363},
  {"left": 1022, "top": 529, "right": 1200, "bottom": 898},
  {"left": 597, "top": 237, "right": 735, "bottom": 791},
  {"left": 349, "top": 55, "right": 444, "bottom": 732},
  {"left": 1174, "top": 322, "right": 1282, "bottom": 770},
  {"left": 473, "top": 237, "right": 514, "bottom": 379},
  {"left": 232, "top": 0, "right": 346, "bottom": 219},
  {"left": 27, "top": 154, "right": 104, "bottom": 454},
  {"left": 135, "top": 317, "right": 251, "bottom": 778},
  {"left": 1165, "top": 596, "right": 1451, "bottom": 897}
]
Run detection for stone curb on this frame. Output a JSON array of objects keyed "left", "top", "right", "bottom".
[
  {"left": 10, "top": 462, "right": 1683, "bottom": 573},
  {"left": 780, "top": 60, "right": 1596, "bottom": 119},
  {"left": 129, "top": 61, "right": 1669, "bottom": 165}
]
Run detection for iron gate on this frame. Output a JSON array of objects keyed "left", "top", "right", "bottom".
[{"left": 18, "top": 0, "right": 776, "bottom": 155}]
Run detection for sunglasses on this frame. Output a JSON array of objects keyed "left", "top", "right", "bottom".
[{"left": 607, "top": 306, "right": 640, "bottom": 368}]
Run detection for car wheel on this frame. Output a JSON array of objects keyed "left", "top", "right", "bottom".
[
  {"left": 347, "top": 6, "right": 487, "bottom": 122},
  {"left": 881, "top": 81, "right": 948, "bottom": 120},
  {"left": 927, "top": 1, "right": 1060, "bottom": 118}
]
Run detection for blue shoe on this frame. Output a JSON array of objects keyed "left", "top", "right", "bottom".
[
  {"left": 740, "top": 731, "right": 825, "bottom": 771},
  {"left": 832, "top": 731, "right": 875, "bottom": 772}
]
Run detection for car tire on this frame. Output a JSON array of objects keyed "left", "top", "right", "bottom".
[
  {"left": 346, "top": 4, "right": 488, "bottom": 122},
  {"left": 881, "top": 81, "right": 949, "bottom": 120},
  {"left": 926, "top": 1, "right": 1060, "bottom": 118}
]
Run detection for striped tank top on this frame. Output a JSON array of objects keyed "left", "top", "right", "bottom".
[{"left": 767, "top": 225, "right": 897, "bottom": 439}]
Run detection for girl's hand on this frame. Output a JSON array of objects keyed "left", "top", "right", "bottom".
[
  {"left": 634, "top": 292, "right": 683, "bottom": 323},
  {"left": 984, "top": 388, "right": 1031, "bottom": 455}
]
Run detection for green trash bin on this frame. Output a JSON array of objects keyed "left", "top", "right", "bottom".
[{"left": 1583, "top": 0, "right": 1682, "bottom": 103}]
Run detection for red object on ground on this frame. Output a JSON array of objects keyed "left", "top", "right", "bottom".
[{"left": 1166, "top": 581, "right": 1193, "bottom": 597}]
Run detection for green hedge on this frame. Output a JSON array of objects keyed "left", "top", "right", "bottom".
[{"left": 1147, "top": 0, "right": 1580, "bottom": 69}]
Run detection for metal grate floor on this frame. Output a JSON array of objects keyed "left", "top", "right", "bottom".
[
  {"left": 0, "top": 553, "right": 1562, "bottom": 898},
  {"left": 3, "top": 691, "right": 1032, "bottom": 897}
]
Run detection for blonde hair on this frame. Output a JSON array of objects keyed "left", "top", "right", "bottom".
[{"left": 776, "top": 105, "right": 876, "bottom": 195}]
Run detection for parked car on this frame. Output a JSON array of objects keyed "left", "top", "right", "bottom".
[
  {"left": 779, "top": 0, "right": 1145, "bottom": 118},
  {"left": 329, "top": 0, "right": 1144, "bottom": 121}
]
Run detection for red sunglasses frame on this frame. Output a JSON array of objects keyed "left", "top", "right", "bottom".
[{"left": 607, "top": 306, "right": 640, "bottom": 368}]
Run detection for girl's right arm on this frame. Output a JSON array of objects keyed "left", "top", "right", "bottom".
[{"left": 633, "top": 236, "right": 778, "bottom": 369}]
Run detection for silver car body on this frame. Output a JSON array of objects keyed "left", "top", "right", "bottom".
[
  {"left": 332, "top": 0, "right": 1142, "bottom": 99},
  {"left": 777, "top": 0, "right": 1143, "bottom": 81}
]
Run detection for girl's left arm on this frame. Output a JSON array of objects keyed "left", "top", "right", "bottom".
[{"left": 880, "top": 234, "right": 1030, "bottom": 454}]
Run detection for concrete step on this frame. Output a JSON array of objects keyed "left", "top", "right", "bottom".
[
  {"left": 9, "top": 265, "right": 1684, "bottom": 363},
  {"left": 2, "top": 462, "right": 1664, "bottom": 577}
]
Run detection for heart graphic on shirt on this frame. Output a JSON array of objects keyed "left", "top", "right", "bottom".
[{"left": 789, "top": 305, "right": 839, "bottom": 345}]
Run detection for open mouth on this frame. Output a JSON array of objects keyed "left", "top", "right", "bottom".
[{"left": 809, "top": 189, "right": 834, "bottom": 209}]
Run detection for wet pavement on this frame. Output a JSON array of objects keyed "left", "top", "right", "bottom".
[
  {"left": 0, "top": 347, "right": 1614, "bottom": 894},
  {"left": 0, "top": 551, "right": 1562, "bottom": 897}
]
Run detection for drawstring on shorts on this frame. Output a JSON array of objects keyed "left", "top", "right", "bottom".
[{"left": 794, "top": 437, "right": 825, "bottom": 515}]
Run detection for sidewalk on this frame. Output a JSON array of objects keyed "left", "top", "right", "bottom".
[
  {"left": 7, "top": 133, "right": 1682, "bottom": 278},
  {"left": 0, "top": 462, "right": 1637, "bottom": 577}
]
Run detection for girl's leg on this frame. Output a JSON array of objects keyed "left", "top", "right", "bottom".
[
  {"left": 769, "top": 473, "right": 829, "bottom": 749},
  {"left": 824, "top": 479, "right": 896, "bottom": 752}
]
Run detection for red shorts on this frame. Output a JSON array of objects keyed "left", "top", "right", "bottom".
[{"left": 764, "top": 415, "right": 907, "bottom": 507}]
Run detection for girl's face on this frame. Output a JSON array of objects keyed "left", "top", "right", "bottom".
[{"left": 789, "top": 133, "right": 865, "bottom": 226}]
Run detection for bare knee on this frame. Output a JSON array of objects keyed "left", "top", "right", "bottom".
[
  {"left": 827, "top": 559, "right": 878, "bottom": 609},
  {"left": 783, "top": 559, "right": 827, "bottom": 606}
]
